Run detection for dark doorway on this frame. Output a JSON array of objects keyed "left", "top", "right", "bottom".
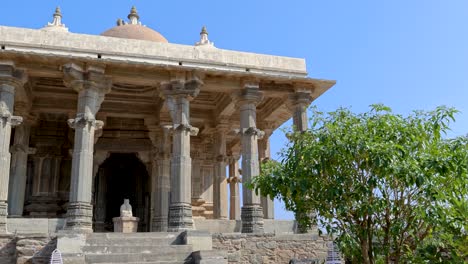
[{"left": 93, "top": 153, "right": 150, "bottom": 232}]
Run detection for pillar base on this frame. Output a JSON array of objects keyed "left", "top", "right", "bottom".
[
  {"left": 295, "top": 211, "right": 317, "bottom": 234},
  {"left": 168, "top": 203, "right": 193, "bottom": 232},
  {"left": 64, "top": 202, "right": 93, "bottom": 233},
  {"left": 151, "top": 216, "right": 168, "bottom": 232},
  {"left": 0, "top": 202, "right": 7, "bottom": 233},
  {"left": 241, "top": 204, "right": 264, "bottom": 233}
]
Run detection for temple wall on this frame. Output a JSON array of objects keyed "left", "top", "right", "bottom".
[
  {"left": 212, "top": 233, "right": 330, "bottom": 263},
  {"left": 0, "top": 234, "right": 56, "bottom": 264}
]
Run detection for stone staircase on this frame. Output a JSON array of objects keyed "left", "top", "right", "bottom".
[{"left": 83, "top": 232, "right": 193, "bottom": 264}]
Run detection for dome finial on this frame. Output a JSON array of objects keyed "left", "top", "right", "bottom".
[
  {"left": 42, "top": 6, "right": 68, "bottom": 32},
  {"left": 54, "top": 7, "right": 62, "bottom": 18},
  {"left": 201, "top": 26, "right": 208, "bottom": 35},
  {"left": 128, "top": 6, "right": 140, "bottom": 25},
  {"left": 196, "top": 25, "right": 214, "bottom": 47}
]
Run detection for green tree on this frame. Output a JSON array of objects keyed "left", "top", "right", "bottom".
[{"left": 250, "top": 105, "right": 468, "bottom": 263}]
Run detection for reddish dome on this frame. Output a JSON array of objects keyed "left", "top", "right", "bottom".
[
  {"left": 101, "top": 6, "right": 168, "bottom": 43},
  {"left": 101, "top": 24, "right": 168, "bottom": 43}
]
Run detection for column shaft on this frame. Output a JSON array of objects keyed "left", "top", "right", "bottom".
[
  {"left": 63, "top": 64, "right": 111, "bottom": 233},
  {"left": 8, "top": 125, "right": 31, "bottom": 217},
  {"left": 0, "top": 63, "right": 25, "bottom": 233},
  {"left": 163, "top": 76, "right": 201, "bottom": 232},
  {"left": 66, "top": 117, "right": 99, "bottom": 231},
  {"left": 290, "top": 91, "right": 315, "bottom": 233},
  {"left": 151, "top": 126, "right": 171, "bottom": 231},
  {"left": 213, "top": 128, "right": 228, "bottom": 219},
  {"left": 228, "top": 158, "right": 241, "bottom": 220},
  {"left": 237, "top": 85, "right": 264, "bottom": 233},
  {"left": 259, "top": 135, "right": 274, "bottom": 219}
]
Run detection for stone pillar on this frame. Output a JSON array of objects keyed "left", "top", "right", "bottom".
[
  {"left": 92, "top": 151, "right": 108, "bottom": 232},
  {"left": 149, "top": 125, "right": 172, "bottom": 231},
  {"left": 289, "top": 90, "right": 314, "bottom": 233},
  {"left": 7, "top": 120, "right": 34, "bottom": 217},
  {"left": 63, "top": 64, "right": 111, "bottom": 232},
  {"left": 213, "top": 124, "right": 228, "bottom": 220},
  {"left": 288, "top": 91, "right": 313, "bottom": 132},
  {"left": 162, "top": 74, "right": 201, "bottom": 232},
  {"left": 227, "top": 155, "right": 241, "bottom": 220},
  {"left": 0, "top": 62, "right": 25, "bottom": 233},
  {"left": 258, "top": 127, "right": 274, "bottom": 219},
  {"left": 235, "top": 83, "right": 265, "bottom": 233}
]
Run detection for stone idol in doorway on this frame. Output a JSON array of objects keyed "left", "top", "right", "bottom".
[{"left": 113, "top": 199, "right": 139, "bottom": 233}]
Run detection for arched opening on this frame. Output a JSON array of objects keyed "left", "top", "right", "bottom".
[{"left": 93, "top": 153, "right": 150, "bottom": 232}]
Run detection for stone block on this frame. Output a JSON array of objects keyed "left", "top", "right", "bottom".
[
  {"left": 182, "top": 230, "right": 212, "bottom": 251},
  {"left": 112, "top": 216, "right": 139, "bottom": 233}
]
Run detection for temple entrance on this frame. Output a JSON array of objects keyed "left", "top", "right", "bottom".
[{"left": 93, "top": 153, "right": 150, "bottom": 232}]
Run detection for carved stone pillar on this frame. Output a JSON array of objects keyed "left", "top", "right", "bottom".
[
  {"left": 92, "top": 151, "right": 108, "bottom": 232},
  {"left": 258, "top": 126, "right": 274, "bottom": 219},
  {"left": 227, "top": 154, "right": 241, "bottom": 220},
  {"left": 234, "top": 82, "right": 264, "bottom": 233},
  {"left": 289, "top": 90, "right": 314, "bottom": 233},
  {"left": 8, "top": 116, "right": 35, "bottom": 217},
  {"left": 162, "top": 73, "right": 201, "bottom": 232},
  {"left": 288, "top": 91, "right": 313, "bottom": 132},
  {"left": 63, "top": 64, "right": 111, "bottom": 232},
  {"left": 0, "top": 62, "right": 25, "bottom": 233},
  {"left": 149, "top": 125, "right": 172, "bottom": 231},
  {"left": 213, "top": 123, "right": 228, "bottom": 220}
]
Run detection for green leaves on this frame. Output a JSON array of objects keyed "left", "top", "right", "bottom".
[{"left": 250, "top": 105, "right": 467, "bottom": 263}]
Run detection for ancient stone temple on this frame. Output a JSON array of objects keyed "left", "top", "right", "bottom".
[{"left": 0, "top": 7, "right": 335, "bottom": 264}]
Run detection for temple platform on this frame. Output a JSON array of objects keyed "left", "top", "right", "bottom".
[{"left": 6, "top": 218, "right": 300, "bottom": 235}]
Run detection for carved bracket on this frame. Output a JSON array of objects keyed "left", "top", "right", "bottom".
[
  {"left": 67, "top": 116, "right": 104, "bottom": 130},
  {"left": 173, "top": 123, "right": 199, "bottom": 136},
  {"left": 235, "top": 127, "right": 265, "bottom": 139}
]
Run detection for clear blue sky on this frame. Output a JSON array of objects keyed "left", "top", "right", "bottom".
[{"left": 2, "top": 1, "right": 467, "bottom": 220}]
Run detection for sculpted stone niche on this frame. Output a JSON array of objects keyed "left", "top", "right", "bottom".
[{"left": 112, "top": 199, "right": 139, "bottom": 233}]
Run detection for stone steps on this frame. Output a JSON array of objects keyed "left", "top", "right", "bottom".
[
  {"left": 95, "top": 262, "right": 185, "bottom": 264},
  {"left": 86, "top": 233, "right": 183, "bottom": 246},
  {"left": 83, "top": 245, "right": 193, "bottom": 254},
  {"left": 85, "top": 252, "right": 192, "bottom": 263},
  {"left": 83, "top": 232, "right": 192, "bottom": 264}
]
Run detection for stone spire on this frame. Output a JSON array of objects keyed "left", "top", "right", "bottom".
[
  {"left": 42, "top": 6, "right": 68, "bottom": 32},
  {"left": 128, "top": 6, "right": 141, "bottom": 25},
  {"left": 195, "top": 26, "right": 214, "bottom": 47}
]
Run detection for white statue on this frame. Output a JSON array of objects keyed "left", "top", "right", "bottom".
[{"left": 120, "top": 199, "right": 133, "bottom": 217}]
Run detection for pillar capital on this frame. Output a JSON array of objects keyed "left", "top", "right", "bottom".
[
  {"left": 215, "top": 121, "right": 230, "bottom": 133},
  {"left": 232, "top": 83, "right": 263, "bottom": 106},
  {"left": 287, "top": 90, "right": 313, "bottom": 132},
  {"left": 0, "top": 62, "right": 27, "bottom": 89},
  {"left": 63, "top": 63, "right": 112, "bottom": 94},
  {"left": 286, "top": 90, "right": 313, "bottom": 110},
  {"left": 160, "top": 72, "right": 203, "bottom": 100}
]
